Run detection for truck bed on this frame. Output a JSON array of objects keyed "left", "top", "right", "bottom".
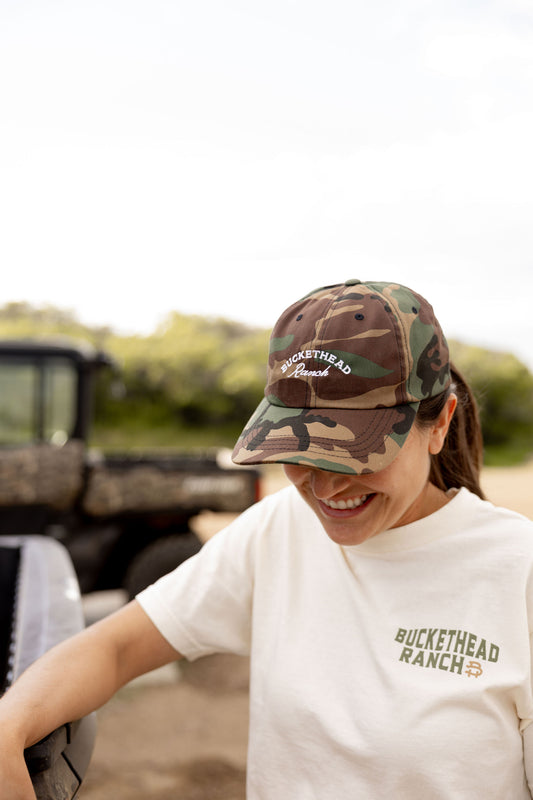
[{"left": 82, "top": 451, "right": 259, "bottom": 516}]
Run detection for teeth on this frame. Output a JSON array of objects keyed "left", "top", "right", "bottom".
[{"left": 322, "top": 495, "right": 369, "bottom": 510}]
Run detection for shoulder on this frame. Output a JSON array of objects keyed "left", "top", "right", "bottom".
[
  {"left": 230, "top": 483, "right": 312, "bottom": 521},
  {"left": 195, "top": 485, "right": 318, "bottom": 559},
  {"left": 220, "top": 484, "right": 319, "bottom": 545},
  {"left": 454, "top": 487, "right": 532, "bottom": 526},
  {"left": 449, "top": 487, "right": 533, "bottom": 551}
]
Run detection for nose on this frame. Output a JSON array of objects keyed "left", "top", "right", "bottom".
[{"left": 307, "top": 468, "right": 355, "bottom": 500}]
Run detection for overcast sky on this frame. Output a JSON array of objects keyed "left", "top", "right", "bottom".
[{"left": 1, "top": 0, "right": 532, "bottom": 369}]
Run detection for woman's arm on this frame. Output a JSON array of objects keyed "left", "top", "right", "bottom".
[{"left": 0, "top": 600, "right": 181, "bottom": 799}]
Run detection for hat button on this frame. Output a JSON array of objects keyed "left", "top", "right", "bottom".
[{"left": 345, "top": 278, "right": 362, "bottom": 285}]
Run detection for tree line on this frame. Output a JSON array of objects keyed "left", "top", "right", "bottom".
[{"left": 0, "top": 302, "right": 531, "bottom": 464}]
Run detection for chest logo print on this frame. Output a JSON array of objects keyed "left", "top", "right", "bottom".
[{"left": 395, "top": 628, "right": 499, "bottom": 678}]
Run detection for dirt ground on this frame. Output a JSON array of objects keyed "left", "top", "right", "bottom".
[
  {"left": 78, "top": 462, "right": 533, "bottom": 799},
  {"left": 78, "top": 653, "right": 251, "bottom": 800}
]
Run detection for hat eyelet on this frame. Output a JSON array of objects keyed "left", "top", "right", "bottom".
[
  {"left": 354, "top": 313, "right": 364, "bottom": 321},
  {"left": 296, "top": 314, "right": 303, "bottom": 321}
]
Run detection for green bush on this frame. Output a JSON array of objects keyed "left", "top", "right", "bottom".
[
  {"left": 92, "top": 312, "right": 268, "bottom": 444},
  {"left": 450, "top": 341, "right": 533, "bottom": 465},
  {"left": 1, "top": 303, "right": 532, "bottom": 464}
]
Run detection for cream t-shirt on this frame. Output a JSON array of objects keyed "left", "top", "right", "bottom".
[{"left": 138, "top": 486, "right": 533, "bottom": 799}]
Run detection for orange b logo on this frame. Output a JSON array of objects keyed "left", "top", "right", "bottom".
[{"left": 465, "top": 661, "right": 483, "bottom": 678}]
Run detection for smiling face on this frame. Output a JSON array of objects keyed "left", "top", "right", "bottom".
[{"left": 283, "top": 395, "right": 457, "bottom": 546}]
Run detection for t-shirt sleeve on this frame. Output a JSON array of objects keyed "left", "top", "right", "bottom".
[
  {"left": 522, "top": 721, "right": 533, "bottom": 796},
  {"left": 136, "top": 506, "right": 257, "bottom": 661},
  {"left": 522, "top": 564, "right": 533, "bottom": 795}
]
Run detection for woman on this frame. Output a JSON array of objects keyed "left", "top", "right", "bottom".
[{"left": 2, "top": 279, "right": 533, "bottom": 799}]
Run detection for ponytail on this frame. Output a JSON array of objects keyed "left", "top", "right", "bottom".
[{"left": 416, "top": 363, "right": 486, "bottom": 500}]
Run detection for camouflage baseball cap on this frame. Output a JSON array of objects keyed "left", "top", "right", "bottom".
[{"left": 231, "top": 280, "right": 451, "bottom": 474}]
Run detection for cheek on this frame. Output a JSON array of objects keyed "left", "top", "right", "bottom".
[
  {"left": 368, "top": 451, "right": 430, "bottom": 501},
  {"left": 283, "top": 464, "right": 300, "bottom": 482},
  {"left": 283, "top": 465, "right": 310, "bottom": 492}
]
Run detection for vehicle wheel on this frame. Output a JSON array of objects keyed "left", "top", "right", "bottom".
[{"left": 124, "top": 532, "right": 202, "bottom": 599}]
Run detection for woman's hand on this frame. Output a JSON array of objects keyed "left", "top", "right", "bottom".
[
  {"left": 0, "top": 742, "right": 37, "bottom": 800},
  {"left": 0, "top": 600, "right": 181, "bottom": 800}
]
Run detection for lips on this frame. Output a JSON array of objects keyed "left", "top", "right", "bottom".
[
  {"left": 318, "top": 494, "right": 376, "bottom": 517},
  {"left": 322, "top": 494, "right": 369, "bottom": 510}
]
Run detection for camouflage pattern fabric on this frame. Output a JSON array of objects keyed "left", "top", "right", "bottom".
[{"left": 232, "top": 280, "right": 451, "bottom": 475}]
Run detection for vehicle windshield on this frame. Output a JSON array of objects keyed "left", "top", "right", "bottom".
[{"left": 0, "top": 358, "right": 77, "bottom": 445}]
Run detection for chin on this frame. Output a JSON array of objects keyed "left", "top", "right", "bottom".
[{"left": 320, "top": 521, "right": 377, "bottom": 547}]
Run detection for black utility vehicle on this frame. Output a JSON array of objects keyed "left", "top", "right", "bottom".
[
  {"left": 0, "top": 339, "right": 260, "bottom": 597},
  {"left": 0, "top": 338, "right": 260, "bottom": 798}
]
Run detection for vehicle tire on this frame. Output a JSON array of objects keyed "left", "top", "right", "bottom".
[
  {"left": 124, "top": 532, "right": 202, "bottom": 599},
  {"left": 1, "top": 536, "right": 96, "bottom": 797}
]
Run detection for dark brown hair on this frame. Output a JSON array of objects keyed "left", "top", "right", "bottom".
[{"left": 415, "top": 363, "right": 486, "bottom": 499}]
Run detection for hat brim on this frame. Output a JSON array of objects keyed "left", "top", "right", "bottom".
[{"left": 231, "top": 397, "right": 420, "bottom": 475}]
